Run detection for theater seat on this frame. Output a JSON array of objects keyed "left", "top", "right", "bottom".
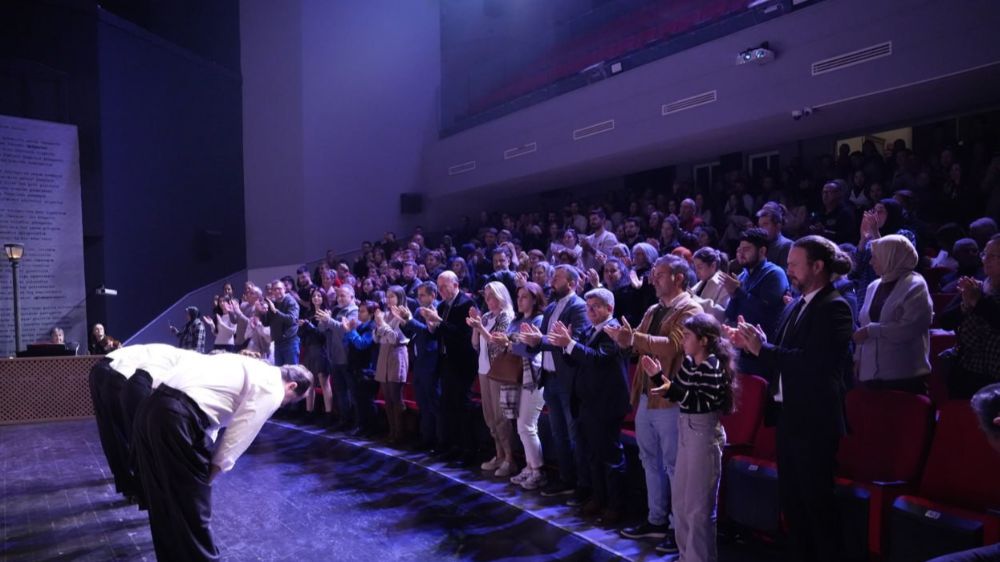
[
  {"left": 928, "top": 330, "right": 956, "bottom": 406},
  {"left": 722, "top": 374, "right": 768, "bottom": 459},
  {"left": 724, "top": 423, "right": 780, "bottom": 533},
  {"left": 884, "top": 401, "right": 1000, "bottom": 562},
  {"left": 834, "top": 388, "right": 935, "bottom": 557}
]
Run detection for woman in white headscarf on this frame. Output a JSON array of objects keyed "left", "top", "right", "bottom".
[{"left": 853, "top": 234, "right": 933, "bottom": 393}]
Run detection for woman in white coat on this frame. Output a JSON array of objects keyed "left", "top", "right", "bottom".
[
  {"left": 689, "top": 247, "right": 731, "bottom": 322},
  {"left": 853, "top": 234, "right": 933, "bottom": 394}
]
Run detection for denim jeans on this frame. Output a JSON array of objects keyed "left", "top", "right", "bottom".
[
  {"left": 273, "top": 337, "right": 300, "bottom": 366},
  {"left": 635, "top": 395, "right": 679, "bottom": 526},
  {"left": 542, "top": 370, "right": 588, "bottom": 488}
]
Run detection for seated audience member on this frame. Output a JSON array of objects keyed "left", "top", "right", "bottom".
[
  {"left": 677, "top": 198, "right": 703, "bottom": 233},
  {"left": 89, "top": 323, "right": 122, "bottom": 355},
  {"left": 852, "top": 198, "right": 918, "bottom": 305},
  {"left": 940, "top": 238, "right": 985, "bottom": 293},
  {"left": 969, "top": 217, "right": 999, "bottom": 250},
  {"left": 374, "top": 286, "right": 410, "bottom": 444},
  {"left": 939, "top": 234, "right": 1000, "bottom": 399},
  {"left": 756, "top": 203, "right": 793, "bottom": 270},
  {"left": 693, "top": 225, "right": 720, "bottom": 251},
  {"left": 659, "top": 215, "right": 682, "bottom": 254},
  {"left": 549, "top": 228, "right": 583, "bottom": 266},
  {"left": 449, "top": 256, "right": 475, "bottom": 293},
  {"left": 531, "top": 260, "right": 554, "bottom": 300},
  {"left": 690, "top": 247, "right": 731, "bottom": 322},
  {"left": 928, "top": 223, "right": 965, "bottom": 272},
  {"left": 724, "top": 228, "right": 789, "bottom": 372},
  {"left": 589, "top": 257, "right": 646, "bottom": 328},
  {"left": 551, "top": 288, "right": 630, "bottom": 525},
  {"left": 49, "top": 326, "right": 64, "bottom": 345},
  {"left": 927, "top": 383, "right": 1000, "bottom": 562},
  {"left": 854, "top": 235, "right": 933, "bottom": 394},
  {"left": 468, "top": 281, "right": 517, "bottom": 476},
  {"left": 809, "top": 179, "right": 857, "bottom": 244}
]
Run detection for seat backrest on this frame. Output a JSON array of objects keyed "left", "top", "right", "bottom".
[
  {"left": 721, "top": 374, "right": 768, "bottom": 448},
  {"left": 919, "top": 400, "right": 1000, "bottom": 510},
  {"left": 837, "top": 388, "right": 934, "bottom": 483},
  {"left": 751, "top": 424, "right": 777, "bottom": 461}
]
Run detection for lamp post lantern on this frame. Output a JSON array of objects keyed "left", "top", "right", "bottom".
[{"left": 4, "top": 243, "right": 24, "bottom": 354}]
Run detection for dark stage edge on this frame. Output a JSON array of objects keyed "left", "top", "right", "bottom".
[{"left": 1, "top": 419, "right": 779, "bottom": 561}]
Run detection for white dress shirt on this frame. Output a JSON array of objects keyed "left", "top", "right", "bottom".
[
  {"left": 164, "top": 353, "right": 285, "bottom": 473},
  {"left": 774, "top": 287, "right": 820, "bottom": 403},
  {"left": 107, "top": 344, "right": 196, "bottom": 387},
  {"left": 543, "top": 292, "right": 575, "bottom": 371}
]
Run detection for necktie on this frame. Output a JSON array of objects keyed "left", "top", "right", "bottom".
[{"left": 780, "top": 298, "right": 806, "bottom": 344}]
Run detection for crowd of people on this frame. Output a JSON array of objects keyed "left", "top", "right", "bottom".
[{"left": 91, "top": 137, "right": 1000, "bottom": 561}]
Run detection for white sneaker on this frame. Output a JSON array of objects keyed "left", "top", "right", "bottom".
[
  {"left": 480, "top": 457, "right": 500, "bottom": 471},
  {"left": 520, "top": 469, "right": 548, "bottom": 491},
  {"left": 494, "top": 461, "right": 516, "bottom": 478},
  {"left": 509, "top": 466, "right": 532, "bottom": 485}
]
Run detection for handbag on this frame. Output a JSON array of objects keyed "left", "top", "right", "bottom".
[{"left": 486, "top": 352, "right": 523, "bottom": 385}]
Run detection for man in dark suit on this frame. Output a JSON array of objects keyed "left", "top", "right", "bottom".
[
  {"left": 519, "top": 264, "right": 592, "bottom": 499},
  {"left": 420, "top": 271, "right": 478, "bottom": 464},
  {"left": 396, "top": 281, "right": 443, "bottom": 452},
  {"left": 549, "top": 287, "right": 630, "bottom": 525},
  {"left": 731, "top": 235, "right": 854, "bottom": 562}
]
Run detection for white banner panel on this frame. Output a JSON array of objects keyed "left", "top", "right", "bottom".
[{"left": 0, "top": 115, "right": 87, "bottom": 356}]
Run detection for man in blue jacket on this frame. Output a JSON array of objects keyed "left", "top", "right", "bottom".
[
  {"left": 724, "top": 228, "right": 789, "bottom": 374},
  {"left": 395, "top": 281, "right": 443, "bottom": 452}
]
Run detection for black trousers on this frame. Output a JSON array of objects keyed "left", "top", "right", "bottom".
[
  {"left": 133, "top": 385, "right": 219, "bottom": 562},
  {"left": 88, "top": 360, "right": 134, "bottom": 495},
  {"left": 119, "top": 369, "right": 154, "bottom": 506},
  {"left": 439, "top": 361, "right": 476, "bottom": 453},
  {"left": 776, "top": 420, "right": 843, "bottom": 562},
  {"left": 577, "top": 412, "right": 626, "bottom": 509}
]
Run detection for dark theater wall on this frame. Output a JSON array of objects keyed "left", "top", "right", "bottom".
[{"left": 0, "top": 0, "right": 245, "bottom": 342}]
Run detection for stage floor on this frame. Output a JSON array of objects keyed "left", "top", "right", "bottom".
[{"left": 1, "top": 419, "right": 778, "bottom": 561}]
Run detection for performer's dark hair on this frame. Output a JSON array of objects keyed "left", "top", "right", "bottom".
[{"left": 279, "top": 365, "right": 313, "bottom": 396}]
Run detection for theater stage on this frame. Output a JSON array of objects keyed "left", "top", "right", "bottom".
[{"left": 0, "top": 419, "right": 777, "bottom": 561}]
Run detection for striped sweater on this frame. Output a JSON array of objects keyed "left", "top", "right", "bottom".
[{"left": 664, "top": 354, "right": 727, "bottom": 414}]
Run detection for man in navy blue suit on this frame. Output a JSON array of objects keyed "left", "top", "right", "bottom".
[
  {"left": 395, "top": 281, "right": 443, "bottom": 452},
  {"left": 520, "top": 264, "right": 591, "bottom": 500},
  {"left": 549, "top": 287, "right": 630, "bottom": 525}
]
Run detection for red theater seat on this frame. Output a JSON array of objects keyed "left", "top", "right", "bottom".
[
  {"left": 834, "top": 388, "right": 935, "bottom": 557},
  {"left": 884, "top": 401, "right": 1000, "bottom": 562}
]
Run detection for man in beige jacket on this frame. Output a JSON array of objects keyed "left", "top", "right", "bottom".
[{"left": 606, "top": 254, "right": 702, "bottom": 554}]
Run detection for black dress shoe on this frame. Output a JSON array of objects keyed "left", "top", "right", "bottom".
[
  {"left": 580, "top": 499, "right": 604, "bottom": 517},
  {"left": 620, "top": 521, "right": 670, "bottom": 539},
  {"left": 654, "top": 533, "right": 679, "bottom": 555}
]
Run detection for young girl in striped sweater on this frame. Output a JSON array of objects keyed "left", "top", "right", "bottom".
[{"left": 641, "top": 312, "right": 736, "bottom": 560}]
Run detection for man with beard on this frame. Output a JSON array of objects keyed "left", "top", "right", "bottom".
[
  {"left": 519, "top": 265, "right": 591, "bottom": 500},
  {"left": 729, "top": 235, "right": 854, "bottom": 562},
  {"left": 723, "top": 228, "right": 789, "bottom": 374}
]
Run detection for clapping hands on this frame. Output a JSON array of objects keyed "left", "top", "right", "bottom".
[
  {"left": 603, "top": 316, "right": 634, "bottom": 348},
  {"left": 548, "top": 321, "right": 573, "bottom": 348}
]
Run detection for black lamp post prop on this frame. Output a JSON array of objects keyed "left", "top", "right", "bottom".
[{"left": 4, "top": 243, "right": 24, "bottom": 354}]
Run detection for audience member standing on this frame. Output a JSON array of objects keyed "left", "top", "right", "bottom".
[
  {"left": 731, "top": 236, "right": 854, "bottom": 562},
  {"left": 395, "top": 281, "right": 443, "bottom": 450},
  {"left": 519, "top": 265, "right": 591, "bottom": 500},
  {"left": 609, "top": 255, "right": 702, "bottom": 551},
  {"left": 317, "top": 285, "right": 358, "bottom": 430},
  {"left": 421, "top": 271, "right": 479, "bottom": 464},
  {"left": 854, "top": 235, "right": 933, "bottom": 394},
  {"left": 374, "top": 286, "right": 410, "bottom": 443},
  {"left": 939, "top": 234, "right": 1000, "bottom": 398},
  {"left": 468, "top": 281, "right": 516, "bottom": 477},
  {"left": 550, "top": 288, "right": 630, "bottom": 525},
  {"left": 723, "top": 228, "right": 789, "bottom": 373},
  {"left": 170, "top": 307, "right": 206, "bottom": 354},
  {"left": 264, "top": 278, "right": 300, "bottom": 366},
  {"left": 690, "top": 247, "right": 731, "bottom": 322},
  {"left": 642, "top": 312, "right": 735, "bottom": 559}
]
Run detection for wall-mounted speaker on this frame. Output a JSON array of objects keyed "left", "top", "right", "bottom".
[{"left": 400, "top": 193, "right": 424, "bottom": 214}]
